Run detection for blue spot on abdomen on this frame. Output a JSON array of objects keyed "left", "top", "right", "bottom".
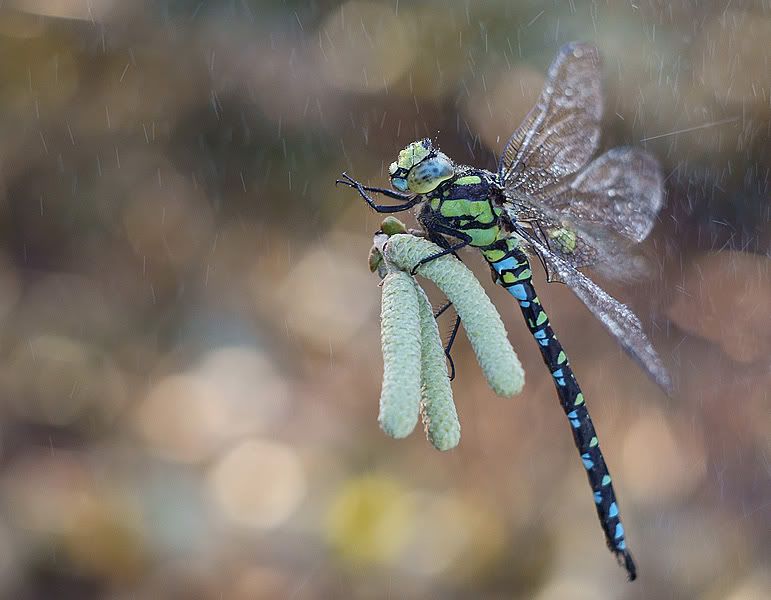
[
  {"left": 508, "top": 283, "right": 528, "bottom": 300},
  {"left": 581, "top": 453, "right": 594, "bottom": 470},
  {"left": 493, "top": 256, "right": 518, "bottom": 272}
]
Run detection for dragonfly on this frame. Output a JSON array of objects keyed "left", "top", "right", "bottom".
[{"left": 337, "top": 41, "right": 671, "bottom": 580}]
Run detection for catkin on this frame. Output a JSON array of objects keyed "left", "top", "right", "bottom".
[
  {"left": 413, "top": 280, "right": 460, "bottom": 451},
  {"left": 384, "top": 234, "right": 525, "bottom": 397},
  {"left": 379, "top": 270, "right": 422, "bottom": 438}
]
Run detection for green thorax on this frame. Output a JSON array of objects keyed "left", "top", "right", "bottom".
[{"left": 419, "top": 168, "right": 504, "bottom": 248}]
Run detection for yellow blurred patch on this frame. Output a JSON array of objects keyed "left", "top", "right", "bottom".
[{"left": 326, "top": 475, "right": 412, "bottom": 565}]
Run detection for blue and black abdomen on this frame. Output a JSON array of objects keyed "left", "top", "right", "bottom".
[{"left": 482, "top": 236, "right": 636, "bottom": 579}]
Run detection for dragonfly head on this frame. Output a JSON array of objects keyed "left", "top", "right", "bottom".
[{"left": 389, "top": 138, "right": 455, "bottom": 194}]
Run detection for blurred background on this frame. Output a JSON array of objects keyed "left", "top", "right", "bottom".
[{"left": 0, "top": 1, "right": 768, "bottom": 598}]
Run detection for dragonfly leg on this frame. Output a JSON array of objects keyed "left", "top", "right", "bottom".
[
  {"left": 485, "top": 239, "right": 637, "bottom": 581},
  {"left": 410, "top": 240, "right": 469, "bottom": 275},
  {"left": 409, "top": 216, "right": 477, "bottom": 276},
  {"left": 433, "top": 301, "right": 453, "bottom": 319},
  {"left": 337, "top": 172, "right": 413, "bottom": 200},
  {"left": 336, "top": 172, "right": 421, "bottom": 212},
  {"left": 444, "top": 314, "right": 461, "bottom": 381},
  {"left": 432, "top": 301, "right": 460, "bottom": 381}
]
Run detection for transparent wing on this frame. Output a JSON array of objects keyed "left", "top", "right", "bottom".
[
  {"left": 501, "top": 147, "right": 664, "bottom": 281},
  {"left": 501, "top": 203, "right": 633, "bottom": 282},
  {"left": 534, "top": 147, "right": 664, "bottom": 244},
  {"left": 498, "top": 41, "right": 603, "bottom": 195},
  {"left": 514, "top": 225, "right": 673, "bottom": 393},
  {"left": 495, "top": 41, "right": 670, "bottom": 391}
]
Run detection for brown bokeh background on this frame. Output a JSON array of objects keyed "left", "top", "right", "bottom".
[{"left": 0, "top": 1, "right": 768, "bottom": 598}]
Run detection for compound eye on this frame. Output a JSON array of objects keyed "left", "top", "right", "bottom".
[
  {"left": 407, "top": 153, "right": 454, "bottom": 193},
  {"left": 388, "top": 161, "right": 398, "bottom": 176}
]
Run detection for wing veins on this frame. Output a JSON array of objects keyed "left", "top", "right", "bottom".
[
  {"left": 513, "top": 226, "right": 672, "bottom": 393},
  {"left": 499, "top": 42, "right": 603, "bottom": 194}
]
